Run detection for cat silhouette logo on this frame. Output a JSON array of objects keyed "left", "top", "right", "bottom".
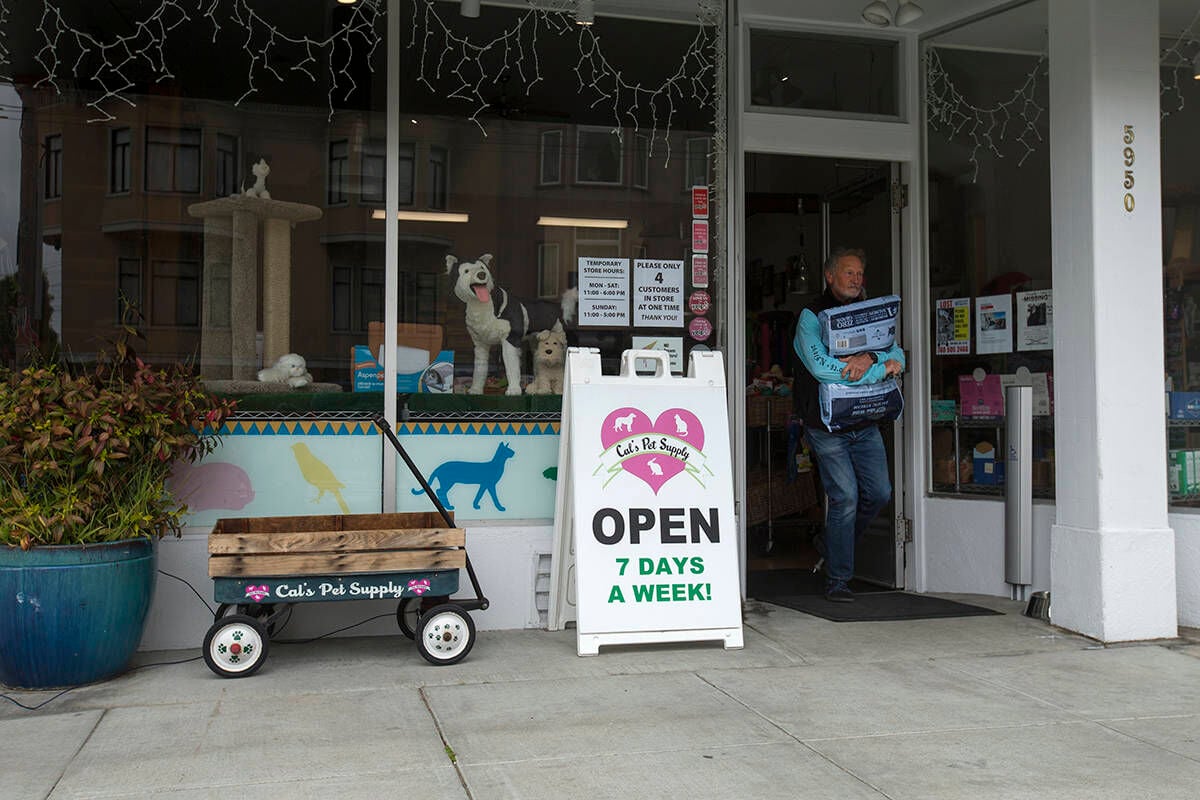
[
  {"left": 413, "top": 441, "right": 515, "bottom": 511},
  {"left": 597, "top": 407, "right": 709, "bottom": 494}
]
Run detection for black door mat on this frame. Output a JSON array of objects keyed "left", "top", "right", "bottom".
[
  {"left": 759, "top": 591, "right": 1003, "bottom": 622},
  {"left": 748, "top": 568, "right": 888, "bottom": 599}
]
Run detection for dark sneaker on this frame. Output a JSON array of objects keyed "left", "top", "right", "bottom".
[{"left": 824, "top": 580, "right": 855, "bottom": 603}]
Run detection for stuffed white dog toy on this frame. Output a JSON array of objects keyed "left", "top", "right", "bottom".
[
  {"left": 525, "top": 323, "right": 567, "bottom": 395},
  {"left": 257, "top": 353, "right": 312, "bottom": 388},
  {"left": 446, "top": 253, "right": 576, "bottom": 396}
]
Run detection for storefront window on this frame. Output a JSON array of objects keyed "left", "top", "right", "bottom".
[
  {"left": 923, "top": 2, "right": 1055, "bottom": 498},
  {"left": 1, "top": 0, "right": 722, "bottom": 405},
  {"left": 1161, "top": 36, "right": 1200, "bottom": 508}
]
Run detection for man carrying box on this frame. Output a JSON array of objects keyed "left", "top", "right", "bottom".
[{"left": 791, "top": 247, "right": 905, "bottom": 603}]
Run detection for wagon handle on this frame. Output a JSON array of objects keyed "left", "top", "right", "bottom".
[{"left": 373, "top": 415, "right": 489, "bottom": 612}]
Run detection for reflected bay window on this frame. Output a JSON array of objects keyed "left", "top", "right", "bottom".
[
  {"left": 328, "top": 139, "right": 349, "bottom": 205},
  {"left": 45, "top": 134, "right": 62, "bottom": 199},
  {"left": 216, "top": 134, "right": 239, "bottom": 197},
  {"left": 429, "top": 146, "right": 447, "bottom": 209},
  {"left": 110, "top": 128, "right": 131, "bottom": 194},
  {"left": 332, "top": 265, "right": 384, "bottom": 332},
  {"left": 146, "top": 127, "right": 201, "bottom": 193},
  {"left": 540, "top": 130, "right": 563, "bottom": 185},
  {"left": 150, "top": 261, "right": 200, "bottom": 327}
]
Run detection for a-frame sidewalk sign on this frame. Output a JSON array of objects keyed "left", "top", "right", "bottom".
[{"left": 548, "top": 347, "right": 743, "bottom": 656}]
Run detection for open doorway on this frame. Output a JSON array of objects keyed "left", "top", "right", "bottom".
[{"left": 743, "top": 152, "right": 903, "bottom": 598}]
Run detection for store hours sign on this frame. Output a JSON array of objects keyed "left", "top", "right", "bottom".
[{"left": 549, "top": 347, "right": 743, "bottom": 655}]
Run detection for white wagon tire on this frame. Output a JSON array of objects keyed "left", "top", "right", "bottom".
[
  {"left": 415, "top": 604, "right": 476, "bottom": 665},
  {"left": 203, "top": 614, "right": 269, "bottom": 678}
]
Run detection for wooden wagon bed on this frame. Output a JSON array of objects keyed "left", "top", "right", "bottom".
[{"left": 208, "top": 511, "right": 465, "bottom": 578}]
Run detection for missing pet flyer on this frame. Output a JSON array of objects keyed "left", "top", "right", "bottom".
[
  {"left": 579, "top": 257, "right": 630, "bottom": 326},
  {"left": 633, "top": 259, "right": 684, "bottom": 327},
  {"left": 935, "top": 297, "right": 971, "bottom": 355},
  {"left": 1016, "top": 289, "right": 1053, "bottom": 351},
  {"left": 975, "top": 294, "right": 1013, "bottom": 355}
]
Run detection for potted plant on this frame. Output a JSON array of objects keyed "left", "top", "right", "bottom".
[{"left": 0, "top": 321, "right": 234, "bottom": 689}]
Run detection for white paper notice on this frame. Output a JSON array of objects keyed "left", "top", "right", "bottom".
[
  {"left": 1016, "top": 290, "right": 1053, "bottom": 352},
  {"left": 631, "top": 336, "right": 684, "bottom": 373},
  {"left": 976, "top": 294, "right": 1013, "bottom": 355},
  {"left": 633, "top": 259, "right": 685, "bottom": 327},
  {"left": 579, "top": 257, "right": 630, "bottom": 326}
]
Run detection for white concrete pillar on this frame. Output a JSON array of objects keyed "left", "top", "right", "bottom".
[{"left": 1049, "top": 0, "right": 1176, "bottom": 641}]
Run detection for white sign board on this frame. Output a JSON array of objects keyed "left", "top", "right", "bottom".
[
  {"left": 578, "top": 257, "right": 630, "bottom": 326},
  {"left": 548, "top": 348, "right": 743, "bottom": 655},
  {"left": 633, "top": 259, "right": 684, "bottom": 327}
]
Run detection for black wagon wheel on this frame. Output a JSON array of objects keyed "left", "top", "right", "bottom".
[
  {"left": 415, "top": 604, "right": 476, "bottom": 665},
  {"left": 203, "top": 614, "right": 269, "bottom": 678},
  {"left": 396, "top": 595, "right": 450, "bottom": 640}
]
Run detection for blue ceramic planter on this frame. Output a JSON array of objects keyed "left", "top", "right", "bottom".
[{"left": 0, "top": 539, "right": 157, "bottom": 689}]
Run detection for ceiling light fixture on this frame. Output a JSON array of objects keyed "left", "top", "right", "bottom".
[
  {"left": 336, "top": 0, "right": 358, "bottom": 5},
  {"left": 861, "top": 0, "right": 923, "bottom": 27},
  {"left": 460, "top": 0, "right": 480, "bottom": 18},
  {"left": 1193, "top": 53, "right": 1200, "bottom": 80},
  {"left": 895, "top": 0, "right": 924, "bottom": 26},
  {"left": 575, "top": 0, "right": 595, "bottom": 27},
  {"left": 537, "top": 215, "right": 627, "bottom": 229},
  {"left": 371, "top": 210, "right": 470, "bottom": 223},
  {"left": 861, "top": 0, "right": 891, "bottom": 26}
]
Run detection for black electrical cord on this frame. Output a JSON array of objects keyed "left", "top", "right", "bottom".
[{"left": 2, "top": 569, "right": 401, "bottom": 711}]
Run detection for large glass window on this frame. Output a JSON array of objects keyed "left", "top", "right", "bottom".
[
  {"left": 923, "top": 3, "right": 1055, "bottom": 498},
  {"left": 1161, "top": 23, "right": 1200, "bottom": 508},
  {"left": 1, "top": 0, "right": 723, "bottom": 406}
]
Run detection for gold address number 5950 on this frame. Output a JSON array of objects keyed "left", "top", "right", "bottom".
[{"left": 1123, "top": 125, "right": 1135, "bottom": 212}]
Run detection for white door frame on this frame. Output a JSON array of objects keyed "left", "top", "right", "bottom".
[{"left": 730, "top": 19, "right": 929, "bottom": 595}]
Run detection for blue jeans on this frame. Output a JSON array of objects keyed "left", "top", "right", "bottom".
[{"left": 804, "top": 425, "right": 892, "bottom": 584}]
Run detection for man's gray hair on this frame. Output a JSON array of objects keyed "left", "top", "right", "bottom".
[{"left": 823, "top": 247, "right": 867, "bottom": 276}]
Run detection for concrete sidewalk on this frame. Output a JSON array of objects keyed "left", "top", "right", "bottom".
[{"left": 4, "top": 594, "right": 1200, "bottom": 800}]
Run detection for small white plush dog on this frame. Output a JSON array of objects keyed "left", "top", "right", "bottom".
[
  {"left": 525, "top": 323, "right": 567, "bottom": 395},
  {"left": 257, "top": 353, "right": 312, "bottom": 388},
  {"left": 243, "top": 158, "right": 271, "bottom": 199}
]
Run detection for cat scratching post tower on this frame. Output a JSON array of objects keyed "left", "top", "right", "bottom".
[{"left": 188, "top": 196, "right": 322, "bottom": 380}]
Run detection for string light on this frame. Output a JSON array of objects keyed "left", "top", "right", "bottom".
[
  {"left": 925, "top": 47, "right": 1046, "bottom": 183},
  {"left": 31, "top": 0, "right": 382, "bottom": 123},
  {"left": 409, "top": 0, "right": 719, "bottom": 160}
]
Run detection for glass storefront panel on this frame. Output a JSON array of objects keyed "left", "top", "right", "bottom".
[
  {"left": 923, "top": 3, "right": 1055, "bottom": 499},
  {"left": 2, "top": 1, "right": 724, "bottom": 406},
  {"left": 1161, "top": 37, "right": 1200, "bottom": 508}
]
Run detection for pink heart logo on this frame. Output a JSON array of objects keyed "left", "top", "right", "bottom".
[
  {"left": 407, "top": 579, "right": 431, "bottom": 595},
  {"left": 600, "top": 407, "right": 705, "bottom": 494},
  {"left": 244, "top": 585, "right": 270, "bottom": 602}
]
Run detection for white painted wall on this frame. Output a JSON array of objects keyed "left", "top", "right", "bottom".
[
  {"left": 140, "top": 522, "right": 554, "bottom": 652},
  {"left": 919, "top": 495, "right": 1200, "bottom": 631}
]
